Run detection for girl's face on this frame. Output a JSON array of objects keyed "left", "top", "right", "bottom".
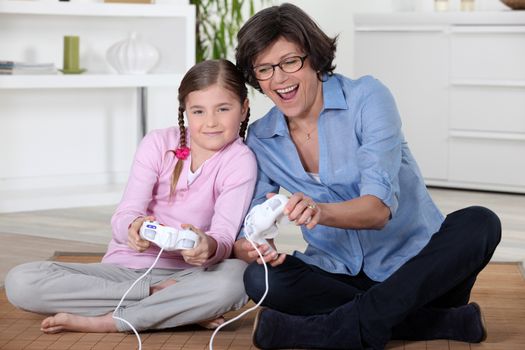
[
  {"left": 253, "top": 36, "right": 323, "bottom": 121},
  {"left": 185, "top": 83, "right": 248, "bottom": 157}
]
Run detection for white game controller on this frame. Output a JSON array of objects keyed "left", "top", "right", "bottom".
[
  {"left": 243, "top": 194, "right": 290, "bottom": 253},
  {"left": 139, "top": 220, "right": 199, "bottom": 251}
]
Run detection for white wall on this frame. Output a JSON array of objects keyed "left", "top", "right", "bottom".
[
  {"left": 1, "top": 0, "right": 511, "bottom": 212},
  {"left": 249, "top": 0, "right": 509, "bottom": 119}
]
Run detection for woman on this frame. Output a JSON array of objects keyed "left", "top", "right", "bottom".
[{"left": 233, "top": 3, "right": 501, "bottom": 350}]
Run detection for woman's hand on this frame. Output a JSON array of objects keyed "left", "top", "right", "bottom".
[
  {"left": 284, "top": 192, "right": 321, "bottom": 230},
  {"left": 127, "top": 215, "right": 155, "bottom": 252},
  {"left": 233, "top": 238, "right": 286, "bottom": 267},
  {"left": 179, "top": 224, "right": 217, "bottom": 266}
]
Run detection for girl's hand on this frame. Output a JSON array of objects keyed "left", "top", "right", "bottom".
[
  {"left": 284, "top": 192, "right": 321, "bottom": 230},
  {"left": 235, "top": 238, "right": 287, "bottom": 267},
  {"left": 179, "top": 224, "right": 217, "bottom": 266},
  {"left": 127, "top": 215, "right": 155, "bottom": 252}
]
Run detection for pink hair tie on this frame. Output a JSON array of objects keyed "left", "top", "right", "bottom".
[{"left": 174, "top": 146, "right": 190, "bottom": 160}]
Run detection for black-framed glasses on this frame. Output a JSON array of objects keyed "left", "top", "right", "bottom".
[{"left": 252, "top": 55, "right": 308, "bottom": 81}]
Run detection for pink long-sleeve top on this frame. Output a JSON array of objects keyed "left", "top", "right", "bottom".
[{"left": 102, "top": 127, "right": 257, "bottom": 270}]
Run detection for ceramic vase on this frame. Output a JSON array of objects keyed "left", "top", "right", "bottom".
[{"left": 106, "top": 32, "right": 160, "bottom": 74}]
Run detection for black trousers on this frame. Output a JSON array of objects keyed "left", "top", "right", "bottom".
[{"left": 243, "top": 206, "right": 501, "bottom": 347}]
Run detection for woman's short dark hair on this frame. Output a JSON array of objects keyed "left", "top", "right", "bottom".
[{"left": 235, "top": 3, "right": 337, "bottom": 92}]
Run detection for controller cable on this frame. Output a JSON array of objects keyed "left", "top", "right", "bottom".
[
  {"left": 112, "top": 247, "right": 165, "bottom": 350},
  {"left": 111, "top": 229, "right": 270, "bottom": 350},
  {"left": 208, "top": 225, "right": 270, "bottom": 350}
]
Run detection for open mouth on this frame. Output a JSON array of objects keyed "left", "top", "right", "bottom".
[{"left": 275, "top": 84, "right": 298, "bottom": 101}]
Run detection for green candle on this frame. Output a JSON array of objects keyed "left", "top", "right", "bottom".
[{"left": 63, "top": 35, "right": 80, "bottom": 71}]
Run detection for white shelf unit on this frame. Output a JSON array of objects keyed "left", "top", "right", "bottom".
[
  {"left": 0, "top": 1, "right": 192, "bottom": 17},
  {"left": 0, "top": 1, "right": 195, "bottom": 213},
  {"left": 354, "top": 11, "right": 525, "bottom": 194},
  {"left": 0, "top": 73, "right": 182, "bottom": 89},
  {"left": 0, "top": 73, "right": 184, "bottom": 89}
]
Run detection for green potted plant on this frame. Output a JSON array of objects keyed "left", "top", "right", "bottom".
[{"left": 190, "top": 0, "right": 269, "bottom": 62}]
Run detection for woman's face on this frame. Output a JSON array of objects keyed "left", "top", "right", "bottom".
[
  {"left": 253, "top": 37, "right": 323, "bottom": 120},
  {"left": 185, "top": 84, "right": 248, "bottom": 157}
]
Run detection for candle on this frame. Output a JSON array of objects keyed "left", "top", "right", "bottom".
[{"left": 63, "top": 35, "right": 80, "bottom": 72}]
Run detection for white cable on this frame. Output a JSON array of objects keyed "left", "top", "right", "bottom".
[
  {"left": 112, "top": 247, "right": 165, "bottom": 350},
  {"left": 209, "top": 236, "right": 270, "bottom": 350}
]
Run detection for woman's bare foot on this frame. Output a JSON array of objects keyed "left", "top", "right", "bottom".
[
  {"left": 150, "top": 279, "right": 177, "bottom": 295},
  {"left": 198, "top": 316, "right": 225, "bottom": 330},
  {"left": 41, "top": 312, "right": 118, "bottom": 334}
]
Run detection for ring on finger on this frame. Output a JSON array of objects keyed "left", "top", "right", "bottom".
[
  {"left": 307, "top": 203, "right": 317, "bottom": 210},
  {"left": 305, "top": 216, "right": 312, "bottom": 224}
]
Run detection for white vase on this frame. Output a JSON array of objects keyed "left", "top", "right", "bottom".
[{"left": 106, "top": 32, "right": 160, "bottom": 74}]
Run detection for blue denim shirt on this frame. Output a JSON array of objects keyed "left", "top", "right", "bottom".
[{"left": 241, "top": 74, "right": 444, "bottom": 281}]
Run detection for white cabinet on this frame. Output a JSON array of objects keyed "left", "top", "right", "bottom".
[
  {"left": 354, "top": 12, "right": 525, "bottom": 194},
  {"left": 0, "top": 1, "right": 195, "bottom": 212}
]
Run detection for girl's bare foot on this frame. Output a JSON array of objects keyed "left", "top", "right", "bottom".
[
  {"left": 150, "top": 279, "right": 177, "bottom": 295},
  {"left": 41, "top": 312, "right": 117, "bottom": 334},
  {"left": 198, "top": 316, "right": 225, "bottom": 330}
]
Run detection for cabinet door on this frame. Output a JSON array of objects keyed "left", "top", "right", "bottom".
[
  {"left": 451, "top": 28, "right": 525, "bottom": 81},
  {"left": 448, "top": 27, "right": 525, "bottom": 190},
  {"left": 449, "top": 136, "right": 525, "bottom": 189},
  {"left": 354, "top": 30, "right": 448, "bottom": 181}
]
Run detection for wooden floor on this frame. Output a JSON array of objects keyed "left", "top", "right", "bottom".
[
  {"left": 0, "top": 253, "right": 523, "bottom": 350},
  {"left": 1, "top": 187, "right": 525, "bottom": 284},
  {"left": 0, "top": 187, "right": 524, "bottom": 349}
]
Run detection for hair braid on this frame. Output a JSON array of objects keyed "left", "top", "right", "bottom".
[
  {"left": 239, "top": 107, "right": 250, "bottom": 140},
  {"left": 168, "top": 106, "right": 187, "bottom": 198},
  {"left": 177, "top": 106, "right": 187, "bottom": 149}
]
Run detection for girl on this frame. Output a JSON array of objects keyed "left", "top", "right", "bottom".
[{"left": 5, "top": 59, "right": 257, "bottom": 334}]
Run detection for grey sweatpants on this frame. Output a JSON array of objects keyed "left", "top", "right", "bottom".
[{"left": 4, "top": 259, "right": 249, "bottom": 332}]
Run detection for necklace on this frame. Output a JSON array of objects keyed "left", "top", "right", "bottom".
[
  {"left": 303, "top": 125, "right": 318, "bottom": 141},
  {"left": 305, "top": 127, "right": 317, "bottom": 141},
  {"left": 291, "top": 123, "right": 317, "bottom": 142}
]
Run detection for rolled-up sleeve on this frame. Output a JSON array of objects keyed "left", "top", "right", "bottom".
[{"left": 357, "top": 80, "right": 402, "bottom": 217}]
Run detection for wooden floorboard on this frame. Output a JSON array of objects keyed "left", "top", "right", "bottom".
[
  {"left": 1, "top": 187, "right": 524, "bottom": 267},
  {"left": 0, "top": 255, "right": 524, "bottom": 350}
]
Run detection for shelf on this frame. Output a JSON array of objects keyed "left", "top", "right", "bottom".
[
  {"left": 0, "top": 73, "right": 183, "bottom": 89},
  {"left": 0, "top": 1, "right": 194, "bottom": 17},
  {"left": 354, "top": 25, "right": 444, "bottom": 32},
  {"left": 451, "top": 79, "right": 525, "bottom": 88},
  {"left": 354, "top": 11, "right": 525, "bottom": 27},
  {"left": 450, "top": 26, "right": 525, "bottom": 34},
  {"left": 1, "top": 0, "right": 195, "bottom": 213}
]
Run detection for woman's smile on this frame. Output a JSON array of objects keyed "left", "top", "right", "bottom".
[{"left": 275, "top": 84, "right": 299, "bottom": 101}]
